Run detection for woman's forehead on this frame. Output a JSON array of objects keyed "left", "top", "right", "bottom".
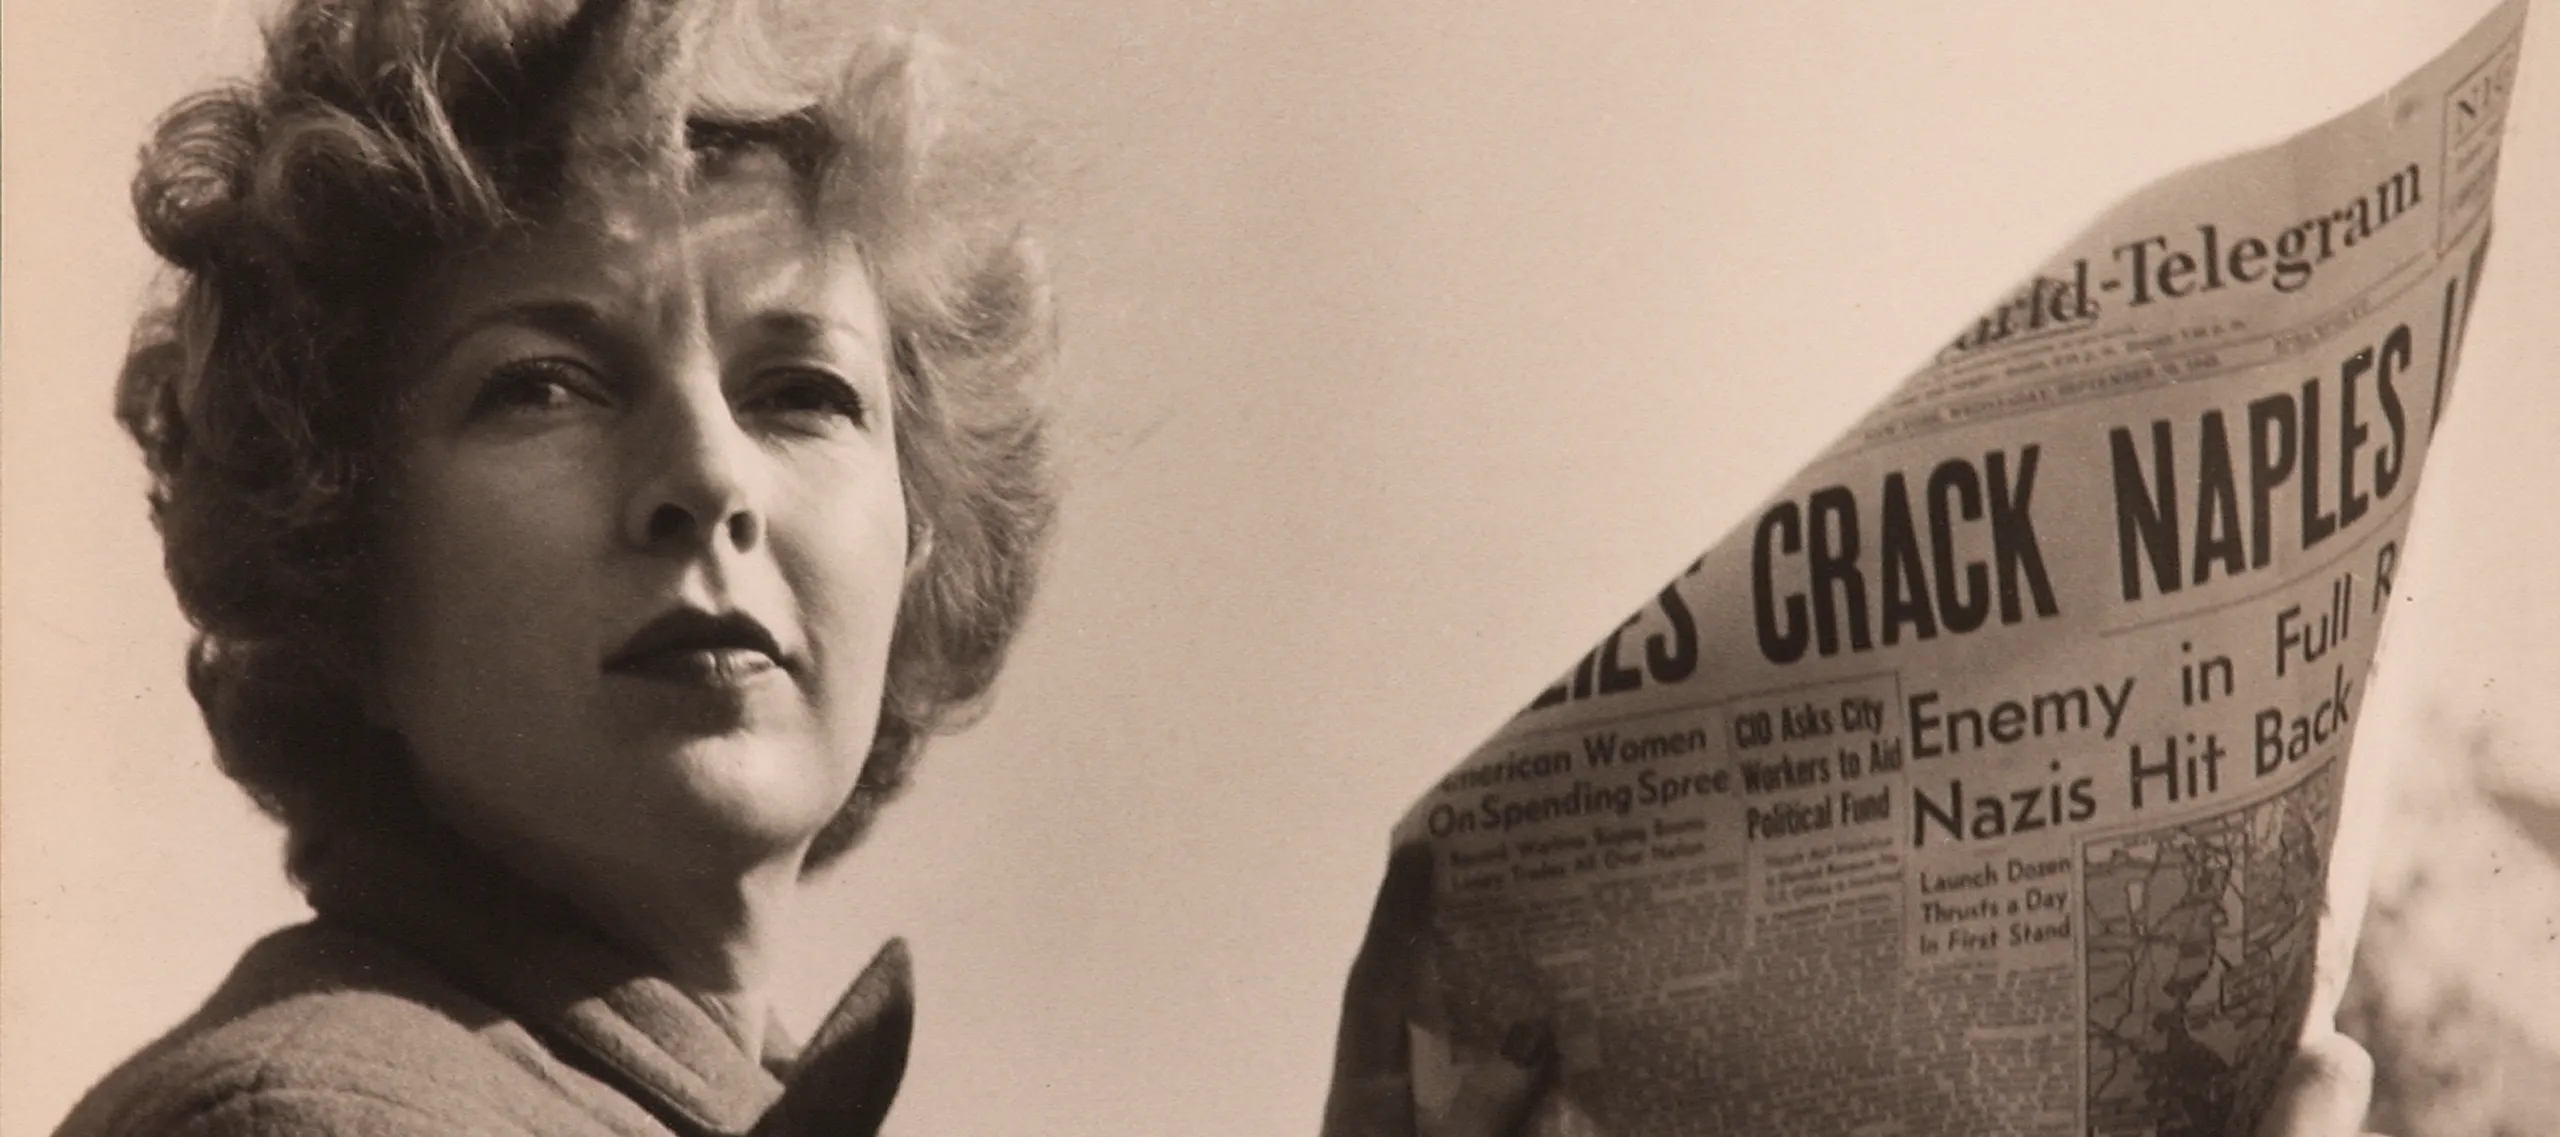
[{"left": 418, "top": 172, "right": 876, "bottom": 344}]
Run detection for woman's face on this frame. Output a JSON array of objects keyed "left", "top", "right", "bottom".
[{"left": 373, "top": 166, "right": 908, "bottom": 889}]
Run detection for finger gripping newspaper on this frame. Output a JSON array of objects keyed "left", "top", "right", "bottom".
[{"left": 1395, "top": 6, "right": 2524, "bottom": 1135}]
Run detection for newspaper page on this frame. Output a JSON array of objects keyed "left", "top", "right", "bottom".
[{"left": 1394, "top": 4, "right": 2527, "bottom": 1135}]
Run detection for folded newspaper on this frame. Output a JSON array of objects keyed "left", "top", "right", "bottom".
[{"left": 1395, "top": 5, "right": 2525, "bottom": 1134}]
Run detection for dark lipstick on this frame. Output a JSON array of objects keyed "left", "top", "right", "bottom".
[{"left": 603, "top": 608, "right": 792, "bottom": 685}]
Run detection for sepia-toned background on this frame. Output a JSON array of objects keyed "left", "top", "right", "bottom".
[{"left": 6, "top": 1, "right": 2555, "bottom": 1133}]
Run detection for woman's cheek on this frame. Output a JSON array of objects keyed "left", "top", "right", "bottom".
[
  {"left": 394, "top": 446, "right": 611, "bottom": 691},
  {"left": 784, "top": 460, "right": 908, "bottom": 709}
]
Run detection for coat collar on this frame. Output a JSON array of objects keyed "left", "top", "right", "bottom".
[{"left": 299, "top": 818, "right": 910, "bottom": 1137}]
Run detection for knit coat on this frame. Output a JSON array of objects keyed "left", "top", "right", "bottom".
[{"left": 55, "top": 820, "right": 912, "bottom": 1137}]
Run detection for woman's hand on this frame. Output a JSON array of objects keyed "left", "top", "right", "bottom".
[
  {"left": 1322, "top": 843, "right": 1552, "bottom": 1137},
  {"left": 2257, "top": 1031, "right": 2385, "bottom": 1137}
]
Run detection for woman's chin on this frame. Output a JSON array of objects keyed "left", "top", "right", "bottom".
[{"left": 637, "top": 735, "right": 859, "bottom": 862}]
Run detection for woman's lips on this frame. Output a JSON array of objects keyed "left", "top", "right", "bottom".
[
  {"left": 607, "top": 645, "right": 782, "bottom": 685},
  {"left": 603, "top": 608, "right": 795, "bottom": 686}
]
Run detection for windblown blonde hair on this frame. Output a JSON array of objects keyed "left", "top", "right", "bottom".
[{"left": 120, "top": 0, "right": 1057, "bottom": 874}]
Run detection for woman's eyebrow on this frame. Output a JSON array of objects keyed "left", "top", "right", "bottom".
[
  {"left": 424, "top": 298, "right": 618, "bottom": 364},
  {"left": 741, "top": 309, "right": 876, "bottom": 353}
]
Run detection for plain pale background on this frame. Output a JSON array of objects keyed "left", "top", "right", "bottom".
[{"left": 5, "top": 1, "right": 2554, "bottom": 1133}]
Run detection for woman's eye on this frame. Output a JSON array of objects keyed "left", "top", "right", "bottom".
[
  {"left": 745, "top": 368, "right": 870, "bottom": 429},
  {"left": 466, "top": 359, "right": 605, "bottom": 420}
]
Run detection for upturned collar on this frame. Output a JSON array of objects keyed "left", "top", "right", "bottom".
[{"left": 299, "top": 820, "right": 911, "bottom": 1137}]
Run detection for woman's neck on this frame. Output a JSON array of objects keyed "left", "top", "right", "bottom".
[
  {"left": 423, "top": 794, "right": 813, "bottom": 1061},
  {"left": 575, "top": 852, "right": 807, "bottom": 1059}
]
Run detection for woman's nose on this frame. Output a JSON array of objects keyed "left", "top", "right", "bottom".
[{"left": 623, "top": 372, "right": 765, "bottom": 555}]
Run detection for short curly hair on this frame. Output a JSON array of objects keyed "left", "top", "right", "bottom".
[{"left": 118, "top": 0, "right": 1056, "bottom": 876}]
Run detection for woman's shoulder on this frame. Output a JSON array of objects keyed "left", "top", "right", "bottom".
[{"left": 51, "top": 922, "right": 588, "bottom": 1137}]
